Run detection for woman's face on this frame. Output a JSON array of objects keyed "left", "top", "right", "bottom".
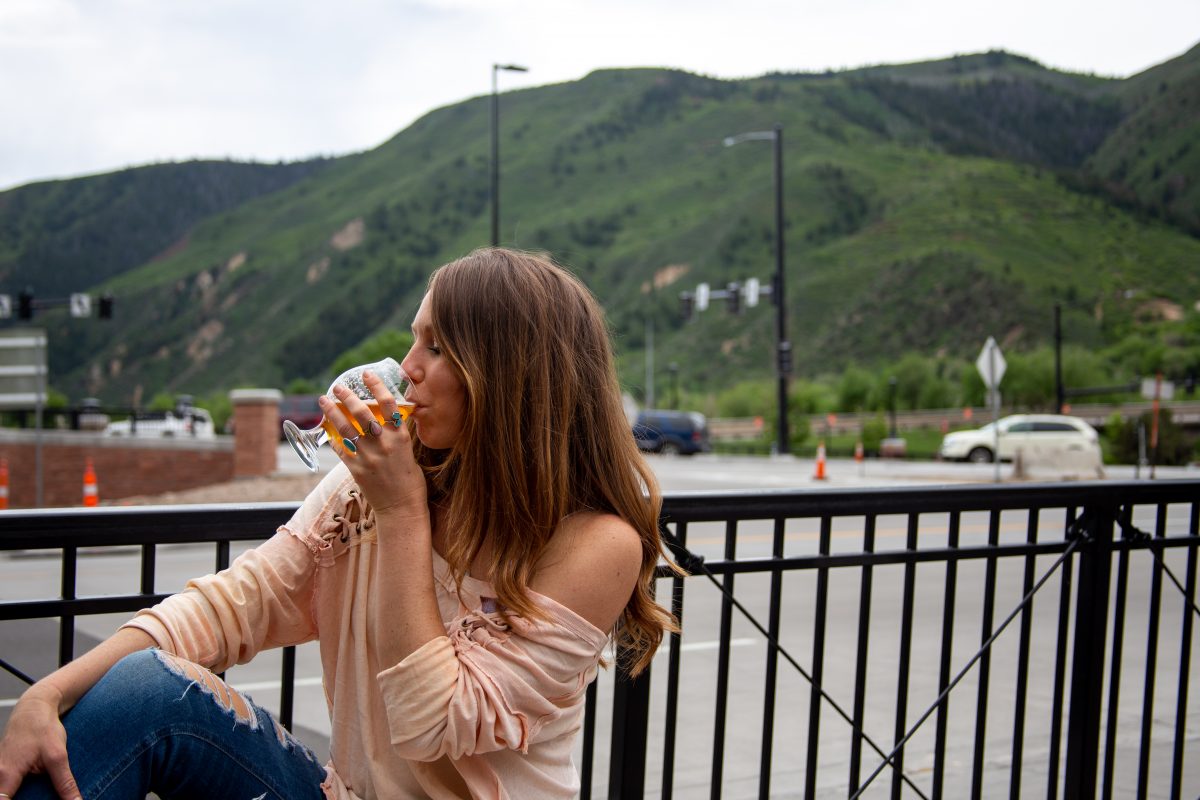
[{"left": 400, "top": 293, "right": 467, "bottom": 450}]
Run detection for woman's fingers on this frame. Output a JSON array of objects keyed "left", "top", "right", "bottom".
[
  {"left": 362, "top": 370, "right": 397, "bottom": 407},
  {"left": 361, "top": 370, "right": 404, "bottom": 430},
  {"left": 44, "top": 743, "right": 81, "bottom": 800},
  {"left": 319, "top": 393, "right": 364, "bottom": 455},
  {"left": 0, "top": 703, "right": 80, "bottom": 800}
]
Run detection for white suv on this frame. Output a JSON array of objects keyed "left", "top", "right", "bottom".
[{"left": 938, "top": 414, "right": 1101, "bottom": 464}]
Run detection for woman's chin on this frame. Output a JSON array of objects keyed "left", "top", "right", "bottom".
[{"left": 414, "top": 427, "right": 447, "bottom": 450}]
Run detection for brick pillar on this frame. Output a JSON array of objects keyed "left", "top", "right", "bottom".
[{"left": 231, "top": 389, "right": 282, "bottom": 478}]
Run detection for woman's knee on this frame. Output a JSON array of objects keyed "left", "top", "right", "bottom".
[
  {"left": 149, "top": 651, "right": 257, "bottom": 726},
  {"left": 98, "top": 648, "right": 172, "bottom": 696},
  {"left": 95, "top": 650, "right": 255, "bottom": 725}
]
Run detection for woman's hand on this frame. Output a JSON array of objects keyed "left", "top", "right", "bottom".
[
  {"left": 321, "top": 370, "right": 428, "bottom": 518},
  {"left": 0, "top": 684, "right": 81, "bottom": 800}
]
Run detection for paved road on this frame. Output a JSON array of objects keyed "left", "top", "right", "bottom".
[{"left": 3, "top": 455, "right": 1197, "bottom": 797}]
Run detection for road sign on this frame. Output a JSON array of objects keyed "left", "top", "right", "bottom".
[
  {"left": 70, "top": 293, "right": 92, "bottom": 318},
  {"left": 1141, "top": 377, "right": 1175, "bottom": 401},
  {"left": 744, "top": 278, "right": 760, "bottom": 307},
  {"left": 976, "top": 336, "right": 1007, "bottom": 390},
  {"left": 695, "top": 283, "right": 710, "bottom": 311},
  {"left": 0, "top": 329, "right": 48, "bottom": 408}
]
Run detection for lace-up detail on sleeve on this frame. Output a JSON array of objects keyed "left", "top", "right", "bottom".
[
  {"left": 281, "top": 466, "right": 378, "bottom": 567},
  {"left": 309, "top": 486, "right": 378, "bottom": 565}
]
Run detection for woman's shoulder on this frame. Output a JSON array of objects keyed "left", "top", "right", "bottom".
[{"left": 529, "top": 511, "right": 643, "bottom": 633}]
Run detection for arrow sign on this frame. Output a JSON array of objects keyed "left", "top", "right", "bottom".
[{"left": 976, "top": 336, "right": 1006, "bottom": 390}]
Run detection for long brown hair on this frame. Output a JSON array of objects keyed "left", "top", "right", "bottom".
[{"left": 412, "top": 247, "right": 676, "bottom": 675}]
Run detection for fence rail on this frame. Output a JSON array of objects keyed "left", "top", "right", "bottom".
[{"left": 1, "top": 480, "right": 1197, "bottom": 799}]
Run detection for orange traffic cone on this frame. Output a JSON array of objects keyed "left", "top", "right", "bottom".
[
  {"left": 83, "top": 458, "right": 99, "bottom": 507},
  {"left": 0, "top": 457, "right": 8, "bottom": 510},
  {"left": 813, "top": 441, "right": 828, "bottom": 481}
]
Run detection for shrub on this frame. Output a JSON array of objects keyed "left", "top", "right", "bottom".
[{"left": 1105, "top": 408, "right": 1195, "bottom": 466}]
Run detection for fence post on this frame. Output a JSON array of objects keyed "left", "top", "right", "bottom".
[
  {"left": 1063, "top": 504, "right": 1115, "bottom": 800},
  {"left": 608, "top": 655, "right": 651, "bottom": 799}
]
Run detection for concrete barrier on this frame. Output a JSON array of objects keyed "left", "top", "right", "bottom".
[{"left": 1012, "top": 445, "right": 1106, "bottom": 481}]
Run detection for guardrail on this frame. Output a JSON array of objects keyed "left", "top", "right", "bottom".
[{"left": 1, "top": 481, "right": 1198, "bottom": 798}]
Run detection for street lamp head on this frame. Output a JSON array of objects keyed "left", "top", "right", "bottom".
[
  {"left": 723, "top": 130, "right": 776, "bottom": 147},
  {"left": 495, "top": 63, "right": 529, "bottom": 73}
]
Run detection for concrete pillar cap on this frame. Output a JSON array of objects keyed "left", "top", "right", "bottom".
[{"left": 230, "top": 388, "right": 283, "bottom": 404}]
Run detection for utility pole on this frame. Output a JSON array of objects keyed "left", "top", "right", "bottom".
[{"left": 1055, "top": 304, "right": 1064, "bottom": 413}]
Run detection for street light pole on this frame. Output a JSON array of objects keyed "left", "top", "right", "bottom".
[
  {"left": 724, "top": 123, "right": 789, "bottom": 454},
  {"left": 491, "top": 63, "right": 528, "bottom": 247}
]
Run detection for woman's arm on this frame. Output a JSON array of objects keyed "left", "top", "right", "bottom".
[
  {"left": 320, "top": 378, "right": 447, "bottom": 668},
  {"left": 370, "top": 506, "right": 446, "bottom": 669},
  {"left": 0, "top": 626, "right": 155, "bottom": 800}
]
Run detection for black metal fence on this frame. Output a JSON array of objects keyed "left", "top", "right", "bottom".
[{"left": 1, "top": 480, "right": 1197, "bottom": 799}]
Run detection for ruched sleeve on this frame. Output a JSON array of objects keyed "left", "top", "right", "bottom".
[
  {"left": 376, "top": 598, "right": 608, "bottom": 762},
  {"left": 120, "top": 465, "right": 356, "bottom": 672}
]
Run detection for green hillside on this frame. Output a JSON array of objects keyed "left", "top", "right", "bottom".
[
  {"left": 0, "top": 159, "right": 333, "bottom": 296},
  {"left": 2, "top": 46, "right": 1198, "bottom": 408},
  {"left": 1086, "top": 42, "right": 1200, "bottom": 233}
]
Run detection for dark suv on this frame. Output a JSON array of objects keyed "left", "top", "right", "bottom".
[{"left": 632, "top": 410, "right": 712, "bottom": 456}]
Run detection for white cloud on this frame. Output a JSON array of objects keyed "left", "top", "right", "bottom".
[{"left": 1, "top": 0, "right": 1197, "bottom": 190}]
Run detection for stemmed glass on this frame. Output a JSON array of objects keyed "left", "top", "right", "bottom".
[{"left": 283, "top": 357, "right": 412, "bottom": 472}]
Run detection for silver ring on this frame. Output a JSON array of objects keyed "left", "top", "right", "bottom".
[
  {"left": 368, "top": 420, "right": 384, "bottom": 437},
  {"left": 342, "top": 435, "right": 360, "bottom": 453}
]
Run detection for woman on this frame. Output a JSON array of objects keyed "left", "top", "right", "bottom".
[{"left": 0, "top": 248, "right": 676, "bottom": 799}]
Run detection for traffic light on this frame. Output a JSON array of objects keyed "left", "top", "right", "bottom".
[
  {"left": 17, "top": 291, "right": 33, "bottom": 320},
  {"left": 98, "top": 294, "right": 114, "bottom": 320},
  {"left": 726, "top": 281, "right": 741, "bottom": 315},
  {"left": 679, "top": 291, "right": 694, "bottom": 320},
  {"left": 777, "top": 340, "right": 792, "bottom": 375}
]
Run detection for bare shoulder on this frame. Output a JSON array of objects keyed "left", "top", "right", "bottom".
[{"left": 530, "top": 512, "right": 643, "bottom": 633}]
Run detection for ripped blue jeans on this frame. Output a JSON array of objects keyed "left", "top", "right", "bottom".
[{"left": 16, "top": 649, "right": 327, "bottom": 800}]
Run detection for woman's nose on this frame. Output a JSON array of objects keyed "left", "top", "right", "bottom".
[{"left": 400, "top": 353, "right": 421, "bottom": 383}]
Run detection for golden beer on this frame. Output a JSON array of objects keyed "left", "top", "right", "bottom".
[{"left": 322, "top": 400, "right": 414, "bottom": 444}]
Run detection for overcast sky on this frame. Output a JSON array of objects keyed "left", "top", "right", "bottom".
[{"left": 2, "top": 0, "right": 1197, "bottom": 192}]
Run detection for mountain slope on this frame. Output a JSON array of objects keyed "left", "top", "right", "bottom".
[
  {"left": 0, "top": 159, "right": 332, "bottom": 297},
  {"left": 1085, "top": 42, "right": 1200, "bottom": 232},
  {"left": 2, "top": 49, "right": 1197, "bottom": 405}
]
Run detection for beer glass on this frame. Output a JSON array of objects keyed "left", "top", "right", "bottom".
[{"left": 283, "top": 357, "right": 412, "bottom": 472}]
